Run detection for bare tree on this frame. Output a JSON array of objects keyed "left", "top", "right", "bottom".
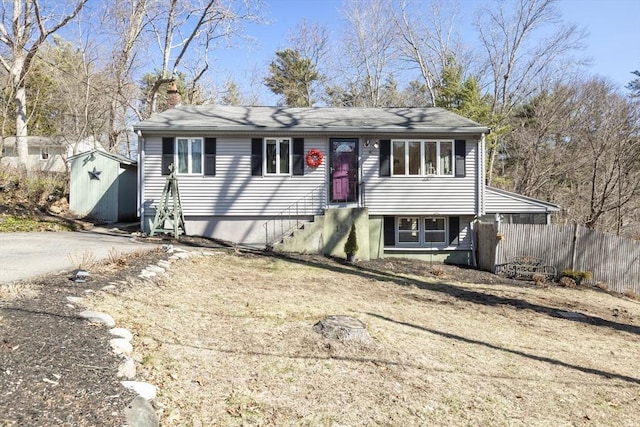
[
  {"left": 505, "top": 78, "right": 640, "bottom": 236},
  {"left": 101, "top": 0, "right": 151, "bottom": 151},
  {"left": 393, "top": 0, "right": 467, "bottom": 107},
  {"left": 287, "top": 19, "right": 331, "bottom": 101},
  {"left": 0, "top": 0, "right": 88, "bottom": 169},
  {"left": 141, "top": 0, "right": 263, "bottom": 118},
  {"left": 475, "top": 0, "right": 587, "bottom": 185},
  {"left": 337, "top": 0, "right": 399, "bottom": 107}
]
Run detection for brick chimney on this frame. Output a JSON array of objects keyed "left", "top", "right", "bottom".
[{"left": 166, "top": 81, "right": 181, "bottom": 109}]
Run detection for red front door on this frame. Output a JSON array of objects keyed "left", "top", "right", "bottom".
[{"left": 330, "top": 139, "right": 358, "bottom": 203}]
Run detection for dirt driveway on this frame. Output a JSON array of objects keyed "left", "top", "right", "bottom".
[{"left": 0, "top": 229, "right": 154, "bottom": 283}]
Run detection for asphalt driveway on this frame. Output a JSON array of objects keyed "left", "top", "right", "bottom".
[{"left": 0, "top": 229, "right": 156, "bottom": 284}]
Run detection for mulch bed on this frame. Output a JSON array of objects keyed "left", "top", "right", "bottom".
[{"left": 0, "top": 248, "right": 168, "bottom": 426}]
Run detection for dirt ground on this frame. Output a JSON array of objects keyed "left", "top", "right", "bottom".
[
  {"left": 88, "top": 249, "right": 640, "bottom": 426},
  {"left": 0, "top": 248, "right": 167, "bottom": 426}
]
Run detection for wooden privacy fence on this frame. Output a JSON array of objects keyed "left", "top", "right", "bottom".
[{"left": 476, "top": 222, "right": 640, "bottom": 295}]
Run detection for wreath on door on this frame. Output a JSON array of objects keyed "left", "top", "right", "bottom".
[{"left": 305, "top": 149, "right": 324, "bottom": 167}]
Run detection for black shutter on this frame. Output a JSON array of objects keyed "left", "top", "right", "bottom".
[
  {"left": 384, "top": 216, "right": 396, "bottom": 247},
  {"left": 454, "top": 140, "right": 466, "bottom": 178},
  {"left": 162, "top": 137, "right": 174, "bottom": 175},
  {"left": 379, "top": 139, "right": 391, "bottom": 177},
  {"left": 293, "top": 138, "right": 304, "bottom": 176},
  {"left": 204, "top": 137, "right": 216, "bottom": 176},
  {"left": 449, "top": 216, "right": 460, "bottom": 245},
  {"left": 251, "top": 138, "right": 263, "bottom": 176}
]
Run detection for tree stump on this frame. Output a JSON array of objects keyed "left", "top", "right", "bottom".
[{"left": 313, "top": 315, "right": 374, "bottom": 345}]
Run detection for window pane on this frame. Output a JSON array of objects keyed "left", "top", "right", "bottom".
[
  {"left": 393, "top": 141, "right": 405, "bottom": 175},
  {"left": 424, "top": 218, "right": 445, "bottom": 243},
  {"left": 266, "top": 140, "right": 277, "bottom": 174},
  {"left": 425, "top": 231, "right": 445, "bottom": 243},
  {"left": 280, "top": 140, "right": 290, "bottom": 173},
  {"left": 425, "top": 142, "right": 436, "bottom": 174},
  {"left": 440, "top": 141, "right": 452, "bottom": 175},
  {"left": 191, "top": 139, "right": 202, "bottom": 174},
  {"left": 425, "top": 218, "right": 445, "bottom": 231},
  {"left": 177, "top": 139, "right": 189, "bottom": 173},
  {"left": 408, "top": 141, "right": 421, "bottom": 175},
  {"left": 398, "top": 217, "right": 418, "bottom": 231}
]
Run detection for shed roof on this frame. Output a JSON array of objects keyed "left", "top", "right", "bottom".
[
  {"left": 134, "top": 105, "right": 490, "bottom": 135},
  {"left": 485, "top": 186, "right": 560, "bottom": 213},
  {"left": 67, "top": 149, "right": 136, "bottom": 166}
]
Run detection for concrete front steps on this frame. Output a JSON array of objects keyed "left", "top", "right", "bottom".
[{"left": 271, "top": 207, "right": 371, "bottom": 261}]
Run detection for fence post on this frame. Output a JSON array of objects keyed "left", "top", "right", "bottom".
[{"left": 571, "top": 223, "right": 578, "bottom": 270}]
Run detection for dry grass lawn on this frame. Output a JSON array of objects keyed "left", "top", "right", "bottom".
[{"left": 92, "top": 250, "right": 640, "bottom": 426}]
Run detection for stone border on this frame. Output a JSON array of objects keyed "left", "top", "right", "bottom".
[{"left": 69, "top": 245, "right": 226, "bottom": 426}]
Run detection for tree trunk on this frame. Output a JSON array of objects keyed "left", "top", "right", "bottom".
[{"left": 11, "top": 64, "right": 29, "bottom": 170}]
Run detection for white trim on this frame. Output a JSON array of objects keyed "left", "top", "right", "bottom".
[
  {"left": 263, "top": 137, "right": 292, "bottom": 176},
  {"left": 175, "top": 136, "right": 204, "bottom": 175},
  {"left": 391, "top": 139, "right": 454, "bottom": 177}
]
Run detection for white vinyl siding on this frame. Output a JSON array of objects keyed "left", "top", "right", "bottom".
[
  {"left": 485, "top": 187, "right": 558, "bottom": 214},
  {"left": 365, "top": 139, "right": 479, "bottom": 215},
  {"left": 143, "top": 136, "right": 325, "bottom": 216}
]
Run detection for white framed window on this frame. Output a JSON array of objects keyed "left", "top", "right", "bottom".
[
  {"left": 396, "top": 216, "right": 447, "bottom": 246},
  {"left": 265, "top": 137, "right": 291, "bottom": 175},
  {"left": 392, "top": 140, "right": 453, "bottom": 176},
  {"left": 176, "top": 137, "right": 203, "bottom": 174}
]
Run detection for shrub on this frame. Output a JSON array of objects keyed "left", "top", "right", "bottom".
[
  {"left": 559, "top": 276, "right": 576, "bottom": 288},
  {"left": 430, "top": 267, "right": 446, "bottom": 277},
  {"left": 344, "top": 222, "right": 358, "bottom": 260},
  {"left": 560, "top": 269, "right": 592, "bottom": 285},
  {"left": 595, "top": 282, "right": 609, "bottom": 291},
  {"left": 622, "top": 289, "right": 638, "bottom": 300},
  {"left": 532, "top": 273, "right": 547, "bottom": 287}
]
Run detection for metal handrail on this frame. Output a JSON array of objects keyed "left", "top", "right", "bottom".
[{"left": 263, "top": 184, "right": 326, "bottom": 247}]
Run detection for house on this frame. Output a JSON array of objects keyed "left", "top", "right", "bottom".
[
  {"left": 1, "top": 135, "right": 103, "bottom": 173},
  {"left": 134, "top": 105, "right": 558, "bottom": 264},
  {"left": 68, "top": 149, "right": 137, "bottom": 223}
]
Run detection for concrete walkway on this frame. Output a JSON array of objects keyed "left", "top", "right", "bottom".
[{"left": 0, "top": 229, "right": 157, "bottom": 284}]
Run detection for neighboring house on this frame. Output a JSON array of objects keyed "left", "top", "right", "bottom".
[
  {"left": 134, "top": 105, "right": 558, "bottom": 264},
  {"left": 68, "top": 149, "right": 137, "bottom": 223},
  {"left": 1, "top": 136, "right": 103, "bottom": 173}
]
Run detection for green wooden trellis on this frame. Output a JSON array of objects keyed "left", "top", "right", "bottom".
[{"left": 150, "top": 164, "right": 186, "bottom": 238}]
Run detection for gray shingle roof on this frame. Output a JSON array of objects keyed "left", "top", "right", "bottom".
[{"left": 134, "top": 105, "right": 489, "bottom": 135}]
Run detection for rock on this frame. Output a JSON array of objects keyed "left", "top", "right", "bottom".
[
  {"left": 139, "top": 270, "right": 156, "bottom": 278},
  {"left": 101, "top": 285, "right": 117, "bottom": 292},
  {"left": 110, "top": 328, "right": 133, "bottom": 341},
  {"left": 157, "top": 260, "right": 171, "bottom": 269},
  {"left": 48, "top": 205, "right": 62, "bottom": 214},
  {"left": 78, "top": 310, "right": 115, "bottom": 328},
  {"left": 172, "top": 252, "right": 191, "bottom": 259},
  {"left": 125, "top": 396, "right": 159, "bottom": 427},
  {"left": 118, "top": 358, "right": 136, "bottom": 379},
  {"left": 121, "top": 381, "right": 157, "bottom": 400},
  {"left": 146, "top": 265, "right": 165, "bottom": 274},
  {"left": 110, "top": 338, "right": 133, "bottom": 355},
  {"left": 313, "top": 315, "right": 375, "bottom": 345}
]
